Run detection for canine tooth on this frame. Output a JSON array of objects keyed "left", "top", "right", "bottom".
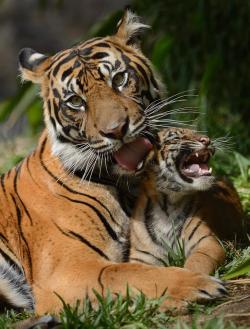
[
  {"left": 137, "top": 161, "right": 143, "bottom": 170},
  {"left": 195, "top": 153, "right": 199, "bottom": 157},
  {"left": 209, "top": 167, "right": 212, "bottom": 173}
]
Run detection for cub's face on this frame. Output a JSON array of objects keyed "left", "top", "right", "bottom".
[
  {"left": 18, "top": 10, "right": 162, "bottom": 180},
  {"left": 154, "top": 128, "right": 215, "bottom": 193}
]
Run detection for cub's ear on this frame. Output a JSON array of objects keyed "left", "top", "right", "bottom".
[
  {"left": 18, "top": 48, "right": 51, "bottom": 83},
  {"left": 115, "top": 9, "right": 150, "bottom": 48}
]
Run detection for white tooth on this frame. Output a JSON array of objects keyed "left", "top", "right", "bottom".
[
  {"left": 196, "top": 153, "right": 199, "bottom": 157},
  {"left": 137, "top": 161, "right": 143, "bottom": 170},
  {"left": 209, "top": 167, "right": 212, "bottom": 173}
]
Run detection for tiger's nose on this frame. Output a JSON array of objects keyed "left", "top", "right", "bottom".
[
  {"left": 100, "top": 118, "right": 129, "bottom": 140},
  {"left": 199, "top": 136, "right": 210, "bottom": 146}
]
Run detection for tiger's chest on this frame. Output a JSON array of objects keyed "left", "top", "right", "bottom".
[{"left": 130, "top": 194, "right": 195, "bottom": 265}]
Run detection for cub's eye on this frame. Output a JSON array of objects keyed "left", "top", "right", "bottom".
[
  {"left": 112, "top": 71, "right": 128, "bottom": 90},
  {"left": 66, "top": 95, "right": 85, "bottom": 110}
]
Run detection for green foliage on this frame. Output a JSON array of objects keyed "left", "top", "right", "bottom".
[
  {"left": 221, "top": 245, "right": 250, "bottom": 280},
  {"left": 216, "top": 240, "right": 250, "bottom": 280},
  {"left": 59, "top": 289, "right": 170, "bottom": 329},
  {"left": 132, "top": 0, "right": 250, "bottom": 155},
  {"left": 0, "top": 84, "right": 42, "bottom": 137},
  {"left": 0, "top": 310, "right": 29, "bottom": 329},
  {"left": 161, "top": 238, "right": 186, "bottom": 268}
]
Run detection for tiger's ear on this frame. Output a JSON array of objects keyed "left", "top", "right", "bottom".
[
  {"left": 115, "top": 9, "right": 150, "bottom": 48},
  {"left": 18, "top": 48, "right": 51, "bottom": 83}
]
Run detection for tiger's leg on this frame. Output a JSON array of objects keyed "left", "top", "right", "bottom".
[
  {"left": 32, "top": 260, "right": 226, "bottom": 314},
  {"left": 183, "top": 217, "right": 225, "bottom": 274},
  {"left": 0, "top": 243, "right": 34, "bottom": 312}
]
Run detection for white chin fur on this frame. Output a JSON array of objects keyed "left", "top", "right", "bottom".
[
  {"left": 47, "top": 122, "right": 92, "bottom": 172},
  {"left": 188, "top": 176, "right": 215, "bottom": 191}
]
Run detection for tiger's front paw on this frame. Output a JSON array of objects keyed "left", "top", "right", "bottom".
[{"left": 166, "top": 268, "right": 227, "bottom": 305}]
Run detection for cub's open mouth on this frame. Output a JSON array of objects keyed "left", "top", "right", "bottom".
[
  {"left": 113, "top": 137, "right": 153, "bottom": 171},
  {"left": 180, "top": 149, "right": 214, "bottom": 178}
]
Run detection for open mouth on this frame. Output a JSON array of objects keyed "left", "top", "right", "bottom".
[
  {"left": 113, "top": 137, "right": 153, "bottom": 172},
  {"left": 180, "top": 149, "right": 213, "bottom": 178}
]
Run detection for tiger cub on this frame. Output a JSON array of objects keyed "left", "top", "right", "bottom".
[{"left": 130, "top": 128, "right": 244, "bottom": 274}]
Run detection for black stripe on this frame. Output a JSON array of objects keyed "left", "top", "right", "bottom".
[
  {"left": 52, "top": 99, "right": 62, "bottom": 126},
  {"left": 61, "top": 67, "right": 73, "bottom": 81},
  {"left": 79, "top": 37, "right": 102, "bottom": 49},
  {"left": 10, "top": 195, "right": 32, "bottom": 280},
  {"left": 198, "top": 289, "right": 213, "bottom": 298},
  {"left": 188, "top": 220, "right": 202, "bottom": 240},
  {"left": 94, "top": 42, "right": 111, "bottom": 48},
  {"left": 0, "top": 174, "right": 6, "bottom": 196},
  {"left": 135, "top": 249, "right": 165, "bottom": 265},
  {"left": 52, "top": 52, "right": 77, "bottom": 77},
  {"left": 98, "top": 265, "right": 112, "bottom": 295},
  {"left": 0, "top": 247, "right": 23, "bottom": 275},
  {"left": 52, "top": 88, "right": 60, "bottom": 99},
  {"left": 54, "top": 222, "right": 110, "bottom": 260},
  {"left": 134, "top": 54, "right": 159, "bottom": 90},
  {"left": 13, "top": 168, "right": 33, "bottom": 225},
  {"left": 188, "top": 234, "right": 213, "bottom": 254},
  {"left": 79, "top": 47, "right": 92, "bottom": 57},
  {"left": 39, "top": 138, "right": 120, "bottom": 227},
  {"left": 144, "top": 198, "right": 159, "bottom": 244},
  {"left": 69, "top": 230, "right": 110, "bottom": 260},
  {"left": 58, "top": 194, "right": 119, "bottom": 241},
  {"left": 89, "top": 52, "right": 109, "bottom": 60},
  {"left": 183, "top": 217, "right": 193, "bottom": 232},
  {"left": 0, "top": 234, "right": 8, "bottom": 243},
  {"left": 133, "top": 62, "right": 150, "bottom": 86}
]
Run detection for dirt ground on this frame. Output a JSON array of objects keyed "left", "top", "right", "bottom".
[
  {"left": 180, "top": 279, "right": 250, "bottom": 327},
  {"left": 211, "top": 279, "right": 250, "bottom": 326}
]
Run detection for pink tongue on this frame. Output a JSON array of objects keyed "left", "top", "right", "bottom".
[
  {"left": 185, "top": 163, "right": 209, "bottom": 174},
  {"left": 113, "top": 137, "right": 153, "bottom": 171}
]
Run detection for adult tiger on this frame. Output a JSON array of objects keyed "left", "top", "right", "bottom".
[
  {"left": 0, "top": 10, "right": 226, "bottom": 315},
  {"left": 130, "top": 128, "right": 244, "bottom": 273}
]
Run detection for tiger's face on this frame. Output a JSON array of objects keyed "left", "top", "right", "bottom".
[
  {"left": 18, "top": 10, "right": 162, "bottom": 180},
  {"left": 154, "top": 128, "right": 215, "bottom": 193}
]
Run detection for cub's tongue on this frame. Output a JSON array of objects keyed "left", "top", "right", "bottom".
[
  {"left": 113, "top": 137, "right": 153, "bottom": 171},
  {"left": 183, "top": 163, "right": 211, "bottom": 176}
]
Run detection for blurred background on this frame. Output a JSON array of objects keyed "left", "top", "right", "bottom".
[{"left": 0, "top": 0, "right": 249, "bottom": 212}]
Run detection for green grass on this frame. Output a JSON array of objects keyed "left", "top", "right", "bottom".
[
  {"left": 0, "top": 310, "right": 29, "bottom": 329},
  {"left": 4, "top": 292, "right": 249, "bottom": 329}
]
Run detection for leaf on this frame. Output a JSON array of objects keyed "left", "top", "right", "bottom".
[
  {"left": 223, "top": 257, "right": 250, "bottom": 280},
  {"left": 234, "top": 152, "right": 250, "bottom": 182}
]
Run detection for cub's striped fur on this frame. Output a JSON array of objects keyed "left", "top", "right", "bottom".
[
  {"left": 0, "top": 10, "right": 227, "bottom": 314},
  {"left": 130, "top": 128, "right": 244, "bottom": 274}
]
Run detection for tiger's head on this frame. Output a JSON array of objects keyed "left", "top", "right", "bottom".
[
  {"left": 18, "top": 10, "right": 163, "bottom": 181},
  {"left": 153, "top": 128, "right": 215, "bottom": 194}
]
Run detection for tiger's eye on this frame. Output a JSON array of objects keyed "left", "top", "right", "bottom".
[
  {"left": 112, "top": 71, "right": 127, "bottom": 88},
  {"left": 69, "top": 95, "right": 83, "bottom": 107},
  {"left": 66, "top": 95, "right": 85, "bottom": 110}
]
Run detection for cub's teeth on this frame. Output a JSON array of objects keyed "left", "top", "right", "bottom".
[
  {"left": 195, "top": 153, "right": 199, "bottom": 157},
  {"left": 209, "top": 167, "right": 212, "bottom": 173},
  {"left": 137, "top": 161, "right": 144, "bottom": 170}
]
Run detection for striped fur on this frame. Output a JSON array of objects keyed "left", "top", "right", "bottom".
[
  {"left": 130, "top": 128, "right": 244, "bottom": 274},
  {"left": 0, "top": 11, "right": 227, "bottom": 314}
]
